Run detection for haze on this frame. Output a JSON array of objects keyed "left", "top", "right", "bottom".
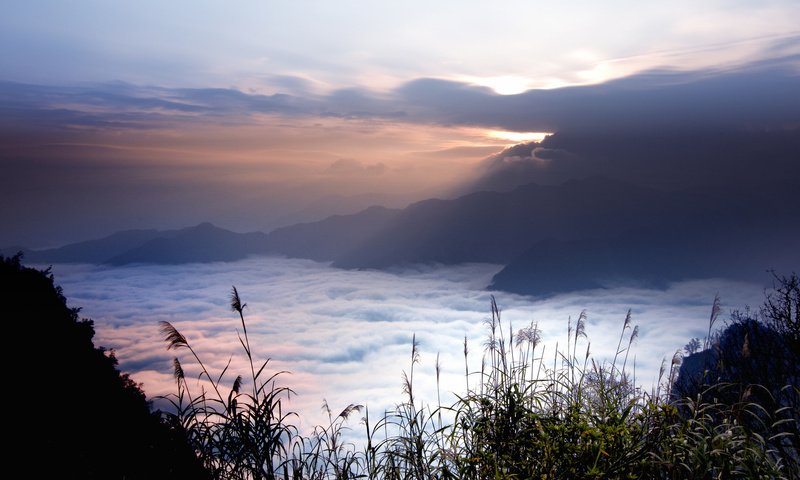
[{"left": 2, "top": 1, "right": 798, "bottom": 247}]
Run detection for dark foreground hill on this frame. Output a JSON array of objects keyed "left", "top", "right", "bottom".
[{"left": 0, "top": 254, "right": 208, "bottom": 479}]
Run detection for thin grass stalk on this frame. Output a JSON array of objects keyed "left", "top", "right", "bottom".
[{"left": 231, "top": 286, "right": 259, "bottom": 399}]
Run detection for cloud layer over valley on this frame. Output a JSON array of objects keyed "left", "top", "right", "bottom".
[
  {"left": 3, "top": 3, "right": 798, "bottom": 461},
  {"left": 45, "top": 257, "right": 767, "bottom": 434}
]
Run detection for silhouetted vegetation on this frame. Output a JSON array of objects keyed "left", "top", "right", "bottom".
[
  {"left": 0, "top": 254, "right": 209, "bottom": 479},
  {"left": 6, "top": 252, "right": 797, "bottom": 478},
  {"left": 161, "top": 276, "right": 799, "bottom": 479},
  {"left": 672, "top": 272, "right": 800, "bottom": 478}
]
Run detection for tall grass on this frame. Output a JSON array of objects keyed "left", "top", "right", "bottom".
[
  {"left": 443, "top": 298, "right": 659, "bottom": 479},
  {"left": 159, "top": 288, "right": 797, "bottom": 479},
  {"left": 159, "top": 287, "right": 297, "bottom": 479},
  {"left": 649, "top": 383, "right": 791, "bottom": 478}
]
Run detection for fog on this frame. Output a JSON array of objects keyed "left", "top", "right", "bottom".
[{"left": 45, "top": 256, "right": 766, "bottom": 434}]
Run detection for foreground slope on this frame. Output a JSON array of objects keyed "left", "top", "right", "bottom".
[{"left": 0, "top": 254, "right": 208, "bottom": 479}]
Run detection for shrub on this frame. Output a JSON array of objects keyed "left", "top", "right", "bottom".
[{"left": 669, "top": 273, "right": 800, "bottom": 478}]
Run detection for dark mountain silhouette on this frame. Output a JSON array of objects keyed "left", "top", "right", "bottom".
[
  {"left": 106, "top": 222, "right": 269, "bottom": 265},
  {"left": 331, "top": 176, "right": 799, "bottom": 272},
  {"left": 10, "top": 228, "right": 175, "bottom": 263},
  {"left": 7, "top": 176, "right": 797, "bottom": 295},
  {"left": 1, "top": 254, "right": 209, "bottom": 478},
  {"left": 263, "top": 205, "right": 400, "bottom": 261},
  {"left": 332, "top": 177, "right": 677, "bottom": 268},
  {"left": 490, "top": 232, "right": 684, "bottom": 296},
  {"left": 489, "top": 226, "right": 800, "bottom": 296},
  {"left": 273, "top": 193, "right": 406, "bottom": 228},
  {"left": 6, "top": 223, "right": 271, "bottom": 266}
]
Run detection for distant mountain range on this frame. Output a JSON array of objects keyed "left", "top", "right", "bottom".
[
  {"left": 5, "top": 177, "right": 798, "bottom": 297},
  {"left": 7, "top": 223, "right": 271, "bottom": 265}
]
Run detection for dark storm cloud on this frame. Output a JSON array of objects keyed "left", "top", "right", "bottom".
[
  {"left": 466, "top": 128, "right": 800, "bottom": 193},
  {"left": 541, "top": 129, "right": 800, "bottom": 187},
  {"left": 395, "top": 60, "right": 800, "bottom": 133},
  {"left": 449, "top": 55, "right": 800, "bottom": 193}
]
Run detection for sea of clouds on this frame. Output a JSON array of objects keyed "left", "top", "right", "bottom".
[{"left": 45, "top": 256, "right": 766, "bottom": 434}]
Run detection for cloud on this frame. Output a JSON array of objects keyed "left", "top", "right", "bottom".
[
  {"left": 263, "top": 75, "right": 321, "bottom": 95},
  {"left": 0, "top": 80, "right": 493, "bottom": 247},
  {"left": 4, "top": 53, "right": 797, "bottom": 141},
  {"left": 4, "top": 50, "right": 797, "bottom": 134},
  {"left": 459, "top": 143, "right": 576, "bottom": 193},
  {"left": 43, "top": 256, "right": 768, "bottom": 436},
  {"left": 463, "top": 127, "right": 800, "bottom": 193},
  {"left": 393, "top": 58, "right": 800, "bottom": 133},
  {"left": 411, "top": 145, "right": 502, "bottom": 159},
  {"left": 324, "top": 158, "right": 388, "bottom": 176},
  {"left": 4, "top": 1, "right": 798, "bottom": 93},
  {"left": 2, "top": 53, "right": 798, "bottom": 246}
]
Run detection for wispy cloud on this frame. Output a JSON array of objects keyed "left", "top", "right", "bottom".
[
  {"left": 4, "top": 52, "right": 798, "bottom": 134},
  {"left": 3, "top": 1, "right": 798, "bottom": 90}
]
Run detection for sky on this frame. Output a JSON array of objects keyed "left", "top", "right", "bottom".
[
  {"left": 3, "top": 1, "right": 798, "bottom": 450},
  {"left": 1, "top": 1, "right": 799, "bottom": 247},
  {"left": 45, "top": 256, "right": 767, "bottom": 437}
]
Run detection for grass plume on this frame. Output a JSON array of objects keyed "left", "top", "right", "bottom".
[{"left": 158, "top": 282, "right": 798, "bottom": 479}]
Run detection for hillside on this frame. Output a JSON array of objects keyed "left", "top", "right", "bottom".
[{"left": 0, "top": 254, "right": 208, "bottom": 478}]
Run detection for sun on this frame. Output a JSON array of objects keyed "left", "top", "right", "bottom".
[
  {"left": 461, "top": 75, "right": 536, "bottom": 95},
  {"left": 486, "top": 130, "right": 552, "bottom": 143}
]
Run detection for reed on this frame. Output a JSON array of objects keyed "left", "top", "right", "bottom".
[{"left": 159, "top": 286, "right": 798, "bottom": 479}]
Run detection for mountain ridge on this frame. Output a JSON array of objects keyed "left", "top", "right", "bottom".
[{"left": 6, "top": 176, "right": 797, "bottom": 296}]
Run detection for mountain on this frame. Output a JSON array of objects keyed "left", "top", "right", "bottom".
[
  {"left": 489, "top": 226, "right": 800, "bottom": 296},
  {"left": 331, "top": 176, "right": 729, "bottom": 269},
  {"left": 10, "top": 223, "right": 270, "bottom": 265},
  {"left": 490, "top": 232, "right": 684, "bottom": 296},
  {"left": 8, "top": 176, "right": 797, "bottom": 296},
  {"left": 106, "top": 222, "right": 270, "bottom": 265},
  {"left": 278, "top": 175, "right": 797, "bottom": 295},
  {"left": 8, "top": 228, "right": 175, "bottom": 263},
  {"left": 272, "top": 193, "right": 406, "bottom": 228},
  {"left": 263, "top": 205, "right": 400, "bottom": 261}
]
